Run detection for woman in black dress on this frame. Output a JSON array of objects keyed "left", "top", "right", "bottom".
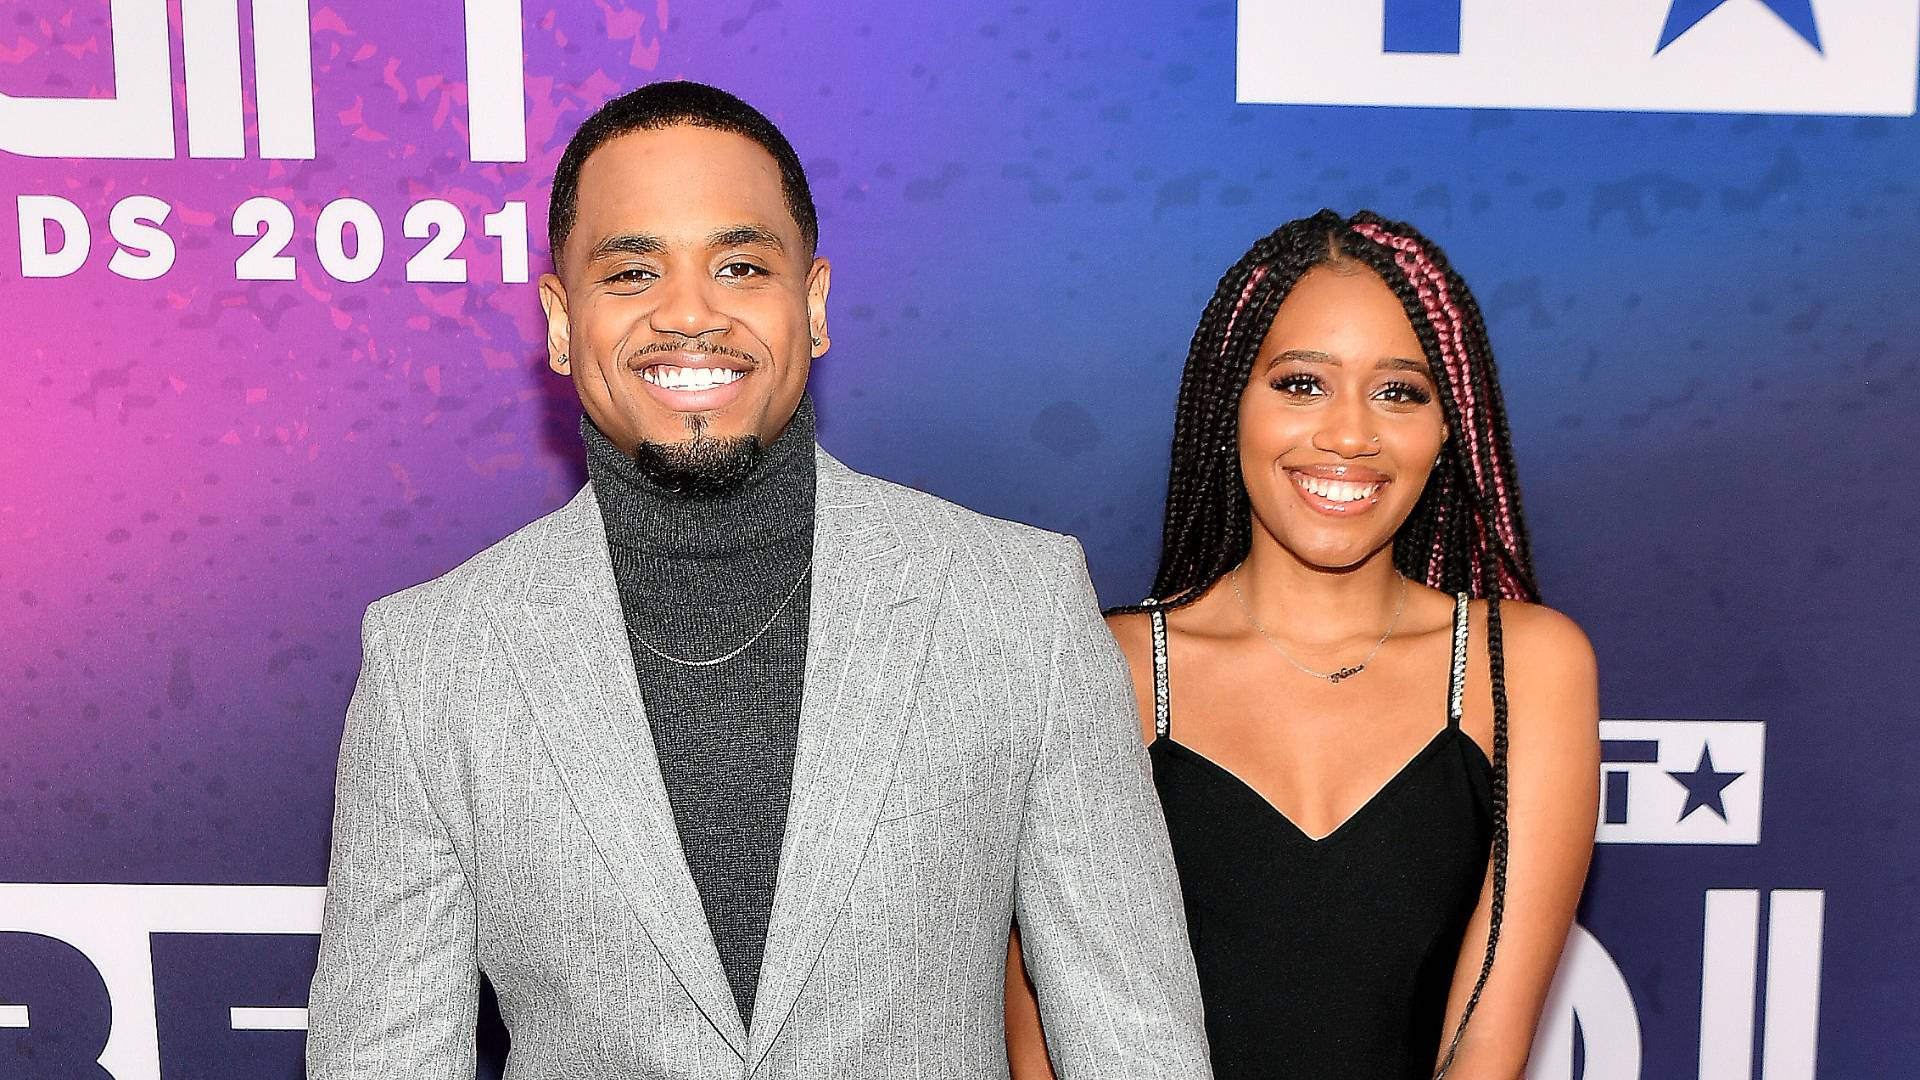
[{"left": 1007, "top": 211, "right": 1598, "bottom": 1078}]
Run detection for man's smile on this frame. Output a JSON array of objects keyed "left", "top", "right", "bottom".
[
  {"left": 630, "top": 348, "right": 756, "bottom": 411},
  {"left": 641, "top": 364, "right": 748, "bottom": 390}
]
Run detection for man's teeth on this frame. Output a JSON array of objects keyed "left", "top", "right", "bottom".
[
  {"left": 1293, "top": 474, "right": 1384, "bottom": 503},
  {"left": 642, "top": 366, "right": 745, "bottom": 391}
]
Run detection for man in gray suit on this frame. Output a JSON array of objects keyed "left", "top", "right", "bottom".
[{"left": 306, "top": 81, "right": 1210, "bottom": 1079}]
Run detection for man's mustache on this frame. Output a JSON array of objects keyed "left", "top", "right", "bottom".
[{"left": 629, "top": 337, "right": 760, "bottom": 367}]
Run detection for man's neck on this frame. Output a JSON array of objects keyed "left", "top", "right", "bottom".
[{"left": 582, "top": 397, "right": 818, "bottom": 562}]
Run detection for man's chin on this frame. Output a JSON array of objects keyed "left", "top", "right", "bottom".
[{"left": 631, "top": 430, "right": 765, "bottom": 498}]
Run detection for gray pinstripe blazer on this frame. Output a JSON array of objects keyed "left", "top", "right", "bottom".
[{"left": 306, "top": 447, "right": 1212, "bottom": 1079}]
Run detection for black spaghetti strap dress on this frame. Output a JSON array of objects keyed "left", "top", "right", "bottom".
[{"left": 1146, "top": 594, "right": 1494, "bottom": 1079}]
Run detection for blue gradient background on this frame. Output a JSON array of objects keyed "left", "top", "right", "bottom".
[{"left": 2, "top": 1, "right": 1915, "bottom": 1074}]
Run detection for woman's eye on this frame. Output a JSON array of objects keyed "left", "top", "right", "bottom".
[
  {"left": 1376, "top": 380, "right": 1434, "bottom": 405},
  {"left": 1270, "top": 373, "right": 1325, "bottom": 397}
]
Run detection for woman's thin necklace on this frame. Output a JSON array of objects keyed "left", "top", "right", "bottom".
[
  {"left": 1229, "top": 567, "right": 1408, "bottom": 684},
  {"left": 628, "top": 558, "right": 813, "bottom": 668}
]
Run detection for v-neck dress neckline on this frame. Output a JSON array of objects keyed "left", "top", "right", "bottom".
[{"left": 1143, "top": 593, "right": 1495, "bottom": 1079}]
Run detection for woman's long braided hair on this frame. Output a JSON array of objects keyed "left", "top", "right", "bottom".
[{"left": 1120, "top": 210, "right": 1540, "bottom": 1077}]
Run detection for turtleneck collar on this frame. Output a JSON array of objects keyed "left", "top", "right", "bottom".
[{"left": 583, "top": 396, "right": 817, "bottom": 560}]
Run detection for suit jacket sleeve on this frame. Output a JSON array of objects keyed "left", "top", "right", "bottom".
[
  {"left": 306, "top": 605, "right": 479, "bottom": 1079},
  {"left": 1013, "top": 537, "right": 1214, "bottom": 1079}
]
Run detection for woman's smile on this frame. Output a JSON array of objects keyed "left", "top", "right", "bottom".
[{"left": 1283, "top": 464, "right": 1389, "bottom": 515}]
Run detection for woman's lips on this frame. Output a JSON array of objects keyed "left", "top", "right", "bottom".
[{"left": 1284, "top": 465, "right": 1388, "bottom": 516}]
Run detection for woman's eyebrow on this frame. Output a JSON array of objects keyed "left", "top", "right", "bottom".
[
  {"left": 1377, "top": 355, "right": 1431, "bottom": 373},
  {"left": 1267, "top": 349, "right": 1429, "bottom": 373}
]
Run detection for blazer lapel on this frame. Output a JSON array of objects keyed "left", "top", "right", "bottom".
[
  {"left": 745, "top": 452, "right": 951, "bottom": 1065},
  {"left": 489, "top": 487, "right": 748, "bottom": 1056}
]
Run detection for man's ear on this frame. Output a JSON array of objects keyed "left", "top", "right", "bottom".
[
  {"left": 538, "top": 272, "right": 572, "bottom": 374},
  {"left": 806, "top": 256, "right": 832, "bottom": 357}
]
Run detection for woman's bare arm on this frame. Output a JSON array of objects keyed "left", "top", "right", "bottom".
[
  {"left": 1435, "top": 602, "right": 1600, "bottom": 1078},
  {"left": 1005, "top": 929, "right": 1060, "bottom": 1080}
]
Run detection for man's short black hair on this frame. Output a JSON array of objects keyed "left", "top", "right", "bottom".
[{"left": 547, "top": 81, "right": 819, "bottom": 269}]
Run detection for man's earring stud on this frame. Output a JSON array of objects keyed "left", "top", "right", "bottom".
[{"left": 811, "top": 337, "right": 822, "bottom": 348}]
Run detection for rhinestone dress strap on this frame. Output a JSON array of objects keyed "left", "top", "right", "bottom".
[
  {"left": 1447, "top": 592, "right": 1470, "bottom": 728},
  {"left": 1149, "top": 607, "right": 1171, "bottom": 739}
]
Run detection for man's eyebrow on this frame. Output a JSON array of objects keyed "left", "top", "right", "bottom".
[
  {"left": 709, "top": 224, "right": 785, "bottom": 252},
  {"left": 588, "top": 233, "right": 666, "bottom": 261}
]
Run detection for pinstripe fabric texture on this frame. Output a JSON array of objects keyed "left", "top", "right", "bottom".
[{"left": 306, "top": 448, "right": 1213, "bottom": 1080}]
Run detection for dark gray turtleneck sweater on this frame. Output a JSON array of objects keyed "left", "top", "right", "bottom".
[{"left": 583, "top": 399, "right": 816, "bottom": 1026}]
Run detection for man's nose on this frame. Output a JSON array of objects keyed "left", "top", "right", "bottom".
[{"left": 647, "top": 272, "right": 728, "bottom": 339}]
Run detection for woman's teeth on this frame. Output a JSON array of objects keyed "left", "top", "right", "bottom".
[
  {"left": 1291, "top": 473, "right": 1383, "bottom": 503},
  {"left": 642, "top": 366, "right": 744, "bottom": 391}
]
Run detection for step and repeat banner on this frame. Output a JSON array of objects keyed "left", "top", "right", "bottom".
[{"left": 3, "top": 1, "right": 1916, "bottom": 1076}]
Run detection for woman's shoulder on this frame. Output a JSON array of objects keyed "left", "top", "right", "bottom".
[
  {"left": 1477, "top": 598, "right": 1596, "bottom": 675},
  {"left": 1471, "top": 598, "right": 1599, "bottom": 746},
  {"left": 1101, "top": 609, "right": 1162, "bottom": 745},
  {"left": 1103, "top": 594, "right": 1222, "bottom": 662}
]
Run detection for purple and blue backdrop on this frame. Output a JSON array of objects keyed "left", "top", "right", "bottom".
[{"left": 3, "top": 1, "right": 1916, "bottom": 1077}]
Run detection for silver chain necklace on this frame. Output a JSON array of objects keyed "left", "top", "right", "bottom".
[
  {"left": 628, "top": 558, "right": 813, "bottom": 668},
  {"left": 1229, "top": 567, "right": 1408, "bottom": 684}
]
